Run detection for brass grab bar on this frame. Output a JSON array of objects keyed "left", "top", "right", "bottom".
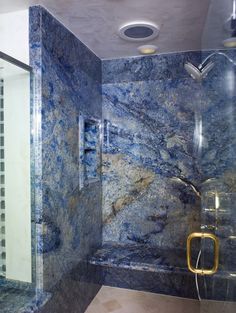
[{"left": 187, "top": 232, "right": 219, "bottom": 275}]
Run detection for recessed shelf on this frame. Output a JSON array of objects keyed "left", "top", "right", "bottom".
[{"left": 79, "top": 114, "right": 101, "bottom": 189}]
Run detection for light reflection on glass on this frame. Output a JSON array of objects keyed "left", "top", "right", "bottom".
[
  {"left": 215, "top": 193, "right": 220, "bottom": 210},
  {"left": 225, "top": 68, "right": 235, "bottom": 97},
  {"left": 194, "top": 112, "right": 203, "bottom": 155}
]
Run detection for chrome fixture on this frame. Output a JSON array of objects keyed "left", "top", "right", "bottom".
[
  {"left": 185, "top": 51, "right": 236, "bottom": 81},
  {"left": 184, "top": 61, "right": 214, "bottom": 82}
]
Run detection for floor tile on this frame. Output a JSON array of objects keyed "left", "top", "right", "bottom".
[
  {"left": 85, "top": 286, "right": 199, "bottom": 313},
  {"left": 102, "top": 299, "right": 122, "bottom": 312}
]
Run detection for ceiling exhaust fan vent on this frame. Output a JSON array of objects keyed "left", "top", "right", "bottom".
[{"left": 119, "top": 22, "right": 159, "bottom": 42}]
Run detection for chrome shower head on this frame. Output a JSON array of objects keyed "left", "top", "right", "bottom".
[
  {"left": 184, "top": 61, "right": 214, "bottom": 82},
  {"left": 184, "top": 62, "right": 202, "bottom": 82}
]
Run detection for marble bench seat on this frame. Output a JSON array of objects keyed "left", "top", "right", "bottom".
[
  {"left": 89, "top": 243, "right": 236, "bottom": 301},
  {"left": 89, "top": 242, "right": 190, "bottom": 273},
  {"left": 89, "top": 242, "right": 199, "bottom": 299}
]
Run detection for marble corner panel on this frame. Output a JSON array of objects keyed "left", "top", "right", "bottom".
[
  {"left": 101, "top": 50, "right": 236, "bottom": 253},
  {"left": 29, "top": 4, "right": 102, "bottom": 310}
]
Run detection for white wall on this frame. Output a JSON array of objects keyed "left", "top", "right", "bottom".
[
  {"left": 0, "top": 9, "right": 31, "bottom": 282},
  {"left": 2, "top": 61, "right": 31, "bottom": 283},
  {"left": 0, "top": 10, "right": 29, "bottom": 64}
]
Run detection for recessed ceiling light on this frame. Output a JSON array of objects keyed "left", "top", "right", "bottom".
[
  {"left": 138, "top": 45, "right": 158, "bottom": 55},
  {"left": 119, "top": 22, "right": 159, "bottom": 42},
  {"left": 222, "top": 37, "right": 236, "bottom": 48}
]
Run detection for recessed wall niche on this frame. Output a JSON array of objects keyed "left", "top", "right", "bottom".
[{"left": 79, "top": 114, "right": 101, "bottom": 189}]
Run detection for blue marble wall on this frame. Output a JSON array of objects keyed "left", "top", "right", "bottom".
[
  {"left": 28, "top": 6, "right": 236, "bottom": 305},
  {"left": 102, "top": 50, "right": 236, "bottom": 248},
  {"left": 29, "top": 5, "right": 102, "bottom": 310},
  {"left": 101, "top": 50, "right": 236, "bottom": 301},
  {"left": 102, "top": 52, "right": 203, "bottom": 249}
]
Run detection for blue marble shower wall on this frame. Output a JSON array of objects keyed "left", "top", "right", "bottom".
[
  {"left": 94, "top": 52, "right": 236, "bottom": 300},
  {"left": 29, "top": 6, "right": 102, "bottom": 312},
  {"left": 102, "top": 52, "right": 203, "bottom": 250},
  {"left": 27, "top": 5, "right": 236, "bottom": 308},
  {"left": 102, "top": 50, "right": 236, "bottom": 250}
]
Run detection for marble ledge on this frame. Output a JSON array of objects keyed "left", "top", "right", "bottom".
[
  {"left": 0, "top": 284, "right": 51, "bottom": 313},
  {"left": 89, "top": 242, "right": 190, "bottom": 274}
]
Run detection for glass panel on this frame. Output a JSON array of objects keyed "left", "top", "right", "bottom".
[
  {"left": 198, "top": 51, "right": 236, "bottom": 312},
  {"left": 0, "top": 56, "right": 35, "bottom": 311},
  {"left": 191, "top": 0, "right": 236, "bottom": 311}
]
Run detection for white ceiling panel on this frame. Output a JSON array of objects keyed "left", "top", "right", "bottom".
[{"left": 0, "top": 0, "right": 233, "bottom": 59}]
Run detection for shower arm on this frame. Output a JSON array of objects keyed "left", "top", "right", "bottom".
[{"left": 199, "top": 51, "right": 236, "bottom": 69}]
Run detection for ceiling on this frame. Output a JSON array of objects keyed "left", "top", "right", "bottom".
[{"left": 0, "top": 0, "right": 234, "bottom": 59}]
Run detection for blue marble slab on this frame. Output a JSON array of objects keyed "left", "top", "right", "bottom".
[
  {"left": 27, "top": 4, "right": 236, "bottom": 309},
  {"left": 37, "top": 261, "right": 101, "bottom": 313},
  {"left": 100, "top": 49, "right": 236, "bottom": 303},
  {"left": 90, "top": 242, "right": 190, "bottom": 273},
  {"left": 102, "top": 51, "right": 202, "bottom": 84},
  {"left": 29, "top": 4, "right": 103, "bottom": 313},
  {"left": 0, "top": 281, "right": 50, "bottom": 313},
  {"left": 102, "top": 75, "right": 202, "bottom": 248},
  {"left": 90, "top": 242, "right": 236, "bottom": 300},
  {"left": 99, "top": 264, "right": 236, "bottom": 301},
  {"left": 89, "top": 242, "right": 199, "bottom": 299}
]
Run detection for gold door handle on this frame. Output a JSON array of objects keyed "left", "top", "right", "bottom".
[{"left": 187, "top": 232, "right": 219, "bottom": 275}]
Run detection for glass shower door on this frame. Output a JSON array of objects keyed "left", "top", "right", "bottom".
[
  {"left": 184, "top": 0, "right": 236, "bottom": 310},
  {"left": 195, "top": 51, "right": 236, "bottom": 312},
  {"left": 200, "top": 189, "right": 236, "bottom": 312},
  {"left": 185, "top": 46, "right": 236, "bottom": 311}
]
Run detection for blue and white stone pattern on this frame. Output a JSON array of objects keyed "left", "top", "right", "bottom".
[
  {"left": 29, "top": 5, "right": 102, "bottom": 296},
  {"left": 101, "top": 50, "right": 236, "bottom": 253},
  {"left": 102, "top": 52, "right": 202, "bottom": 249},
  {"left": 28, "top": 5, "right": 236, "bottom": 307}
]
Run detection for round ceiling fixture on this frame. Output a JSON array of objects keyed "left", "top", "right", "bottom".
[
  {"left": 222, "top": 0, "right": 236, "bottom": 48},
  {"left": 119, "top": 22, "right": 159, "bottom": 42},
  {"left": 222, "top": 37, "right": 236, "bottom": 48},
  {"left": 138, "top": 45, "right": 158, "bottom": 55}
]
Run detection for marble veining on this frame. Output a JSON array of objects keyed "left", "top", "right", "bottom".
[
  {"left": 102, "top": 74, "right": 202, "bottom": 248},
  {"left": 20, "top": 7, "right": 236, "bottom": 310},
  {"left": 102, "top": 51, "right": 202, "bottom": 84},
  {"left": 95, "top": 50, "right": 236, "bottom": 302},
  {"left": 101, "top": 50, "right": 236, "bottom": 250},
  {"left": 89, "top": 243, "right": 199, "bottom": 299},
  {"left": 90, "top": 242, "right": 189, "bottom": 273},
  {"left": 89, "top": 242, "right": 236, "bottom": 300},
  {"left": 0, "top": 280, "right": 51, "bottom": 313},
  {"left": 28, "top": 5, "right": 102, "bottom": 313}
]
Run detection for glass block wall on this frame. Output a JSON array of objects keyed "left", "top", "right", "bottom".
[{"left": 0, "top": 79, "right": 5, "bottom": 277}]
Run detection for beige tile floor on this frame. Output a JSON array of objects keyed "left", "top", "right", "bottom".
[
  {"left": 85, "top": 286, "right": 200, "bottom": 313},
  {"left": 85, "top": 286, "right": 236, "bottom": 313}
]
